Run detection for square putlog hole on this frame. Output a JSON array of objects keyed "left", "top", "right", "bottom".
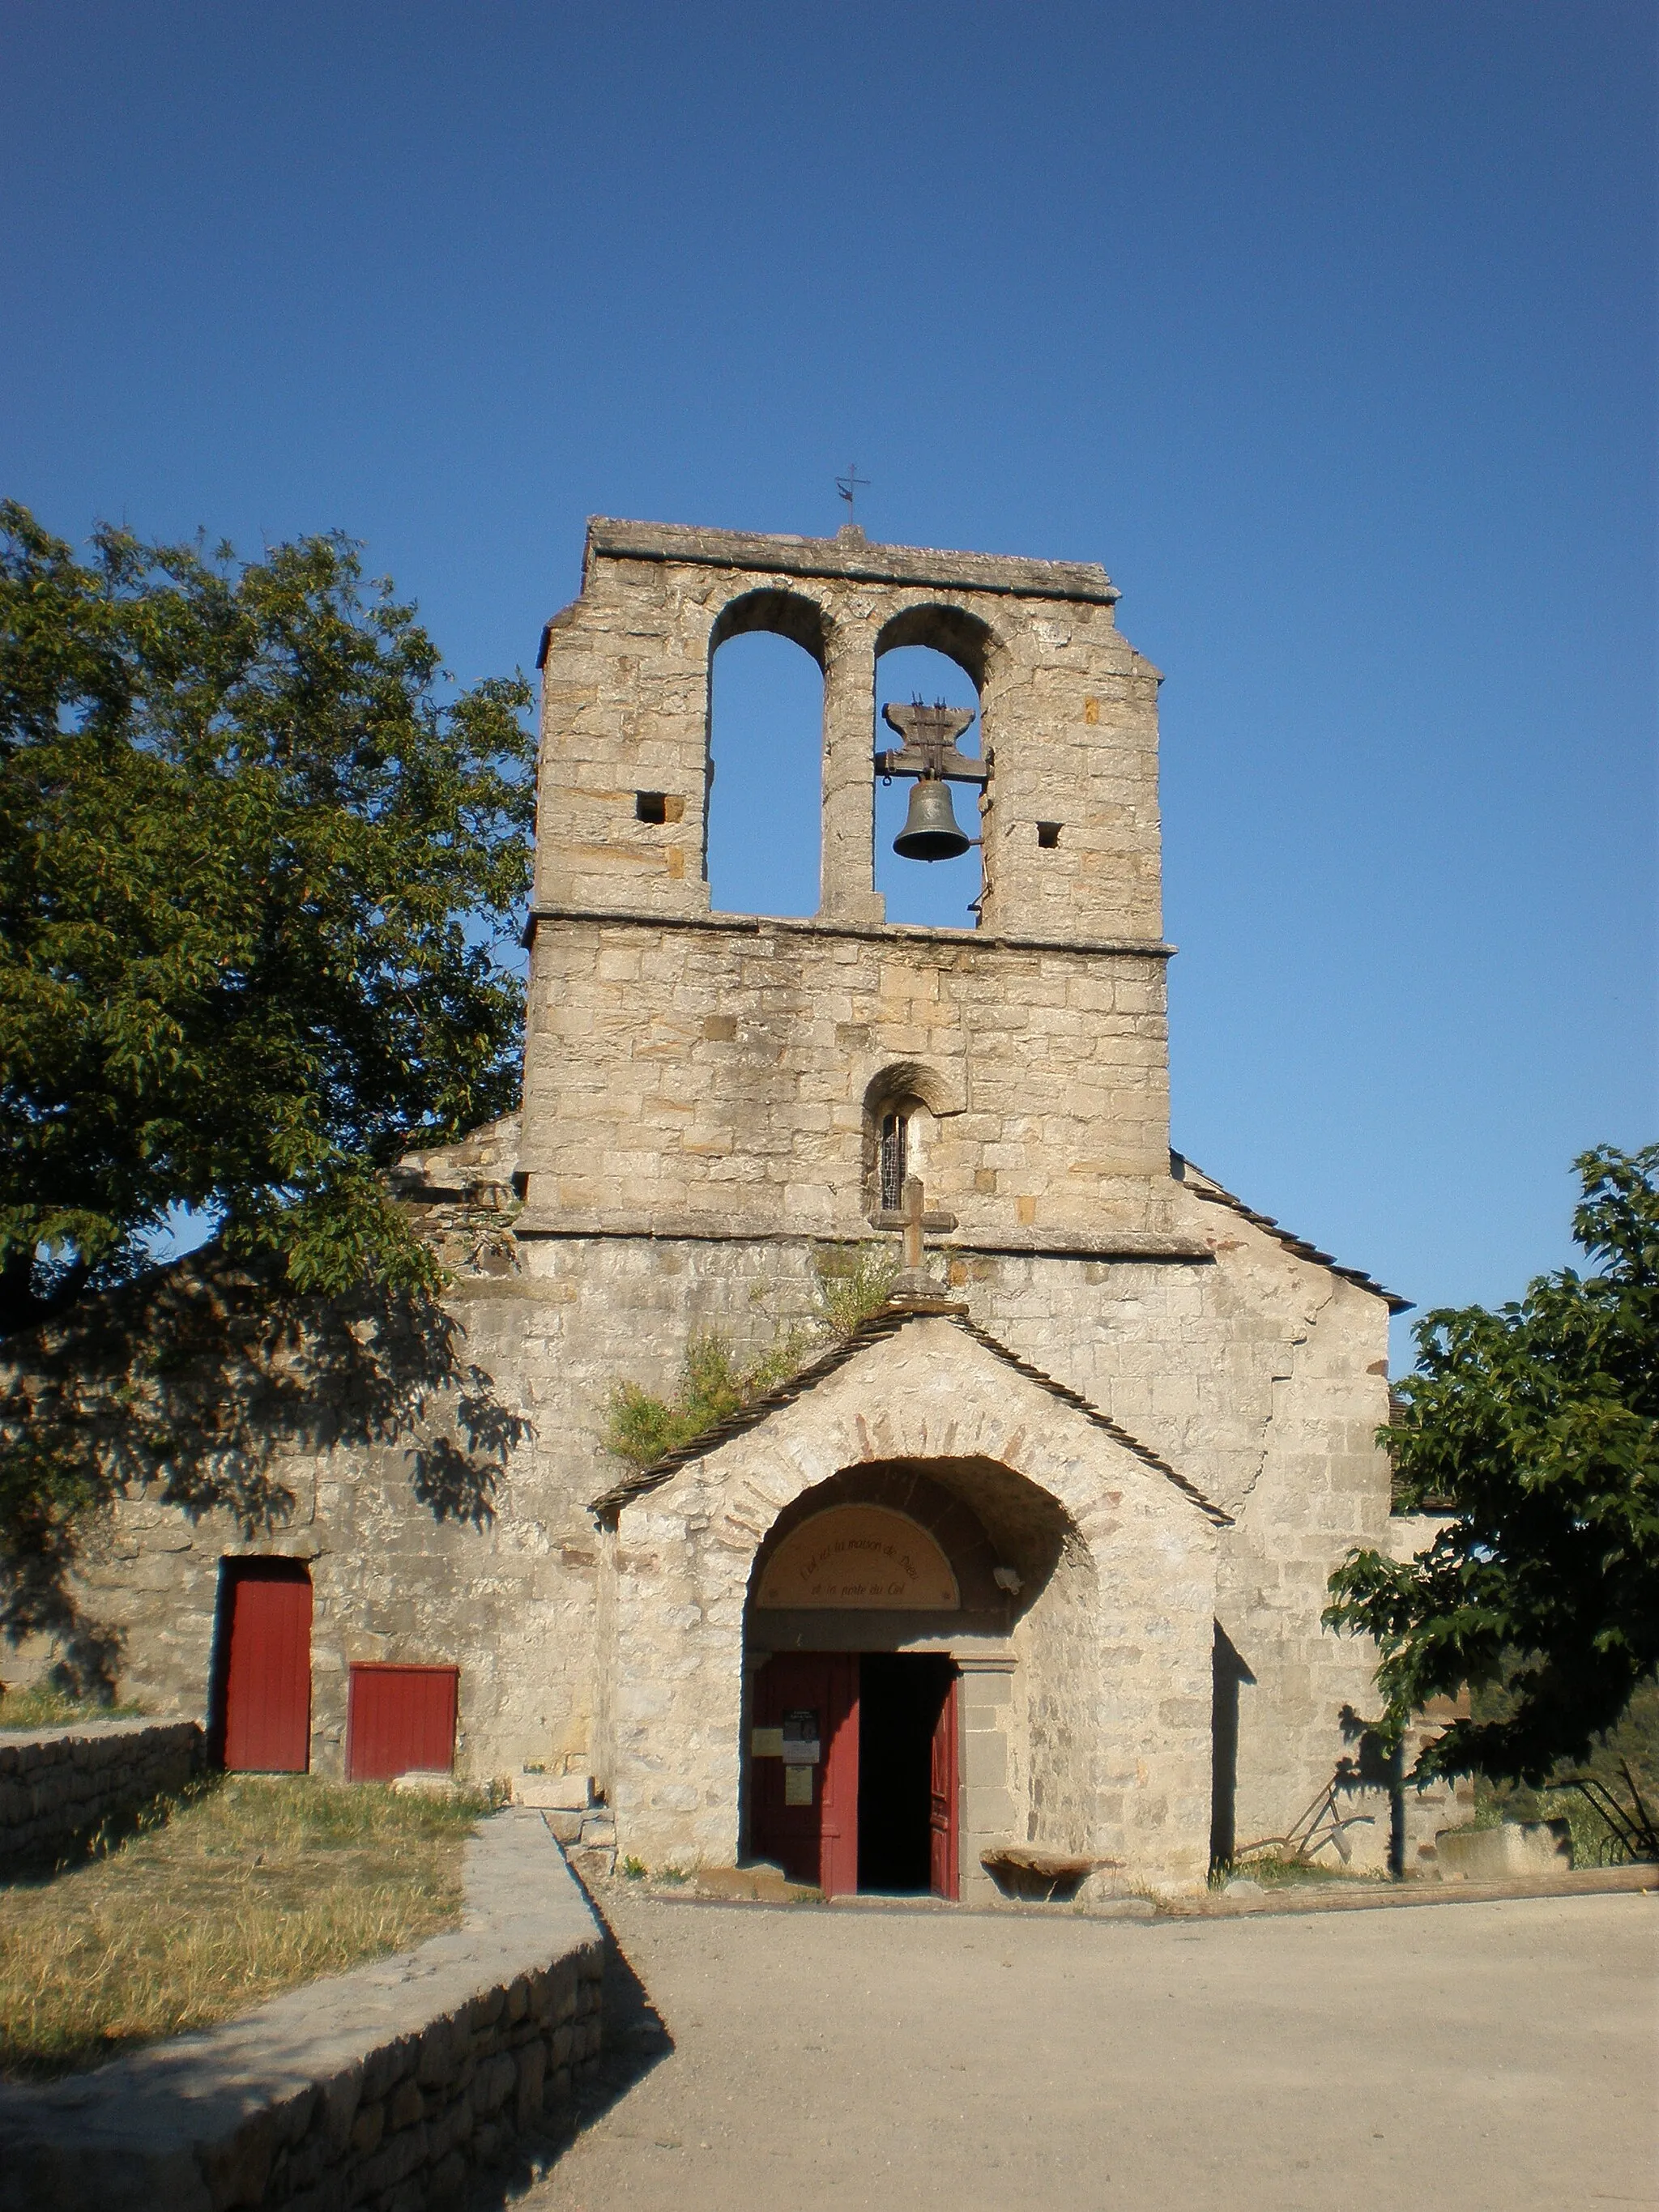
[
  {"left": 1036, "top": 820, "right": 1062, "bottom": 848},
  {"left": 635, "top": 791, "right": 685, "bottom": 825}
]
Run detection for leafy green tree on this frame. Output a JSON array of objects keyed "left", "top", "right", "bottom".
[
  {"left": 1326, "top": 1144, "right": 1659, "bottom": 1784},
  {"left": 0, "top": 504, "right": 534, "bottom": 1686},
  {"left": 0, "top": 501, "right": 534, "bottom": 1336}
]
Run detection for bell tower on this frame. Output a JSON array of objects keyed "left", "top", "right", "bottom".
[{"left": 518, "top": 519, "right": 1204, "bottom": 1262}]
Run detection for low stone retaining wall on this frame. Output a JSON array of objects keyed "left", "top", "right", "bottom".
[
  {"left": 0, "top": 1717, "right": 203, "bottom": 1870},
  {"left": 0, "top": 1806, "right": 604, "bottom": 2210}
]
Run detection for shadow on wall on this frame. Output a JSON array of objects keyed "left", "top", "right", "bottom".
[
  {"left": 0, "top": 1248, "right": 530, "bottom": 1697},
  {"left": 1209, "top": 1622, "right": 1256, "bottom": 1869}
]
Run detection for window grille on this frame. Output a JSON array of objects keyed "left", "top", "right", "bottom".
[{"left": 880, "top": 1111, "right": 909, "bottom": 1211}]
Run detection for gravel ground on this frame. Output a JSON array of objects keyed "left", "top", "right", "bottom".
[{"left": 518, "top": 1886, "right": 1657, "bottom": 2212}]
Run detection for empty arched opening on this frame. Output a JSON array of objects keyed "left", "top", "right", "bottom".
[
  {"left": 740, "top": 1457, "right": 1092, "bottom": 1899},
  {"left": 706, "top": 590, "right": 829, "bottom": 918},
  {"left": 873, "top": 615, "right": 990, "bottom": 929}
]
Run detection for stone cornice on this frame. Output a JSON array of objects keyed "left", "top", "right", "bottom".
[
  {"left": 510, "top": 1213, "right": 1213, "bottom": 1261},
  {"left": 522, "top": 904, "right": 1175, "bottom": 961},
  {"left": 582, "top": 516, "right": 1120, "bottom": 607}
]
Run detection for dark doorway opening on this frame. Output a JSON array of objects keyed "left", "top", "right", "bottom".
[{"left": 858, "top": 1653, "right": 957, "bottom": 1894}]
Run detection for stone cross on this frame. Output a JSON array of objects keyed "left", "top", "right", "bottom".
[{"left": 888, "top": 1174, "right": 957, "bottom": 1300}]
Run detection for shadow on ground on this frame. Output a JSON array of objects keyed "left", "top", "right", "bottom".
[{"left": 471, "top": 1893, "right": 672, "bottom": 2208}]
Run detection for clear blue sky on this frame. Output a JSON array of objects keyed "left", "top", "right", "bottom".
[{"left": 3, "top": 2, "right": 1653, "bottom": 1363}]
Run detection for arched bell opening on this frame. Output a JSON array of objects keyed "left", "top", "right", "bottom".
[
  {"left": 739, "top": 1457, "right": 1094, "bottom": 1903},
  {"left": 872, "top": 628, "right": 987, "bottom": 931},
  {"left": 705, "top": 587, "right": 831, "bottom": 918}
]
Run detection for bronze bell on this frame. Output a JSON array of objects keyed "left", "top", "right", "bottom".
[{"left": 893, "top": 775, "right": 971, "bottom": 862}]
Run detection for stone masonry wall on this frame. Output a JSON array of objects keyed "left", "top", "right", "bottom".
[
  {"left": 32, "top": 1269, "right": 599, "bottom": 1789},
  {"left": 35, "top": 1164, "right": 1393, "bottom": 1874},
  {"left": 606, "top": 1314, "right": 1220, "bottom": 1894},
  {"left": 0, "top": 1809, "right": 603, "bottom": 2212},
  {"left": 0, "top": 1717, "right": 203, "bottom": 1870},
  {"left": 535, "top": 518, "right": 1162, "bottom": 940},
  {"left": 519, "top": 914, "right": 1188, "bottom": 1250}
]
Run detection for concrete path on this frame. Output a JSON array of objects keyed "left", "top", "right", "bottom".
[{"left": 519, "top": 1887, "right": 1657, "bottom": 2212}]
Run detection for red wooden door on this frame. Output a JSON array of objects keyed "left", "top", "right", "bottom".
[
  {"left": 928, "top": 1669, "right": 960, "bottom": 1900},
  {"left": 346, "top": 1664, "right": 458, "bottom": 1781},
  {"left": 748, "top": 1653, "right": 860, "bottom": 1896},
  {"left": 222, "top": 1560, "right": 312, "bottom": 1773}
]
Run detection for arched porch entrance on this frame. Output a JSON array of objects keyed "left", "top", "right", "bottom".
[{"left": 740, "top": 1458, "right": 1087, "bottom": 1900}]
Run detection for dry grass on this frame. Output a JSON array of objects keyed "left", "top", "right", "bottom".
[
  {"left": 0, "top": 1684, "right": 147, "bottom": 1729},
  {"left": 0, "top": 1774, "right": 484, "bottom": 2079}
]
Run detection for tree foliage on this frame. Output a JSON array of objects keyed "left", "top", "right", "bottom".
[
  {"left": 0, "top": 501, "right": 535, "bottom": 1337},
  {"left": 1326, "top": 1144, "right": 1659, "bottom": 1784}
]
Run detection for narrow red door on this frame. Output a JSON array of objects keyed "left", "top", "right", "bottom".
[
  {"left": 817, "top": 1659, "right": 860, "bottom": 1898},
  {"left": 346, "top": 1664, "right": 458, "bottom": 1781},
  {"left": 221, "top": 1559, "right": 312, "bottom": 1772},
  {"left": 928, "top": 1669, "right": 960, "bottom": 1900},
  {"left": 748, "top": 1654, "right": 860, "bottom": 1895}
]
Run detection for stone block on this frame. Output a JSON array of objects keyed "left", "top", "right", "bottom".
[
  {"left": 388, "top": 2077, "right": 424, "bottom": 2130},
  {"left": 354, "top": 2120, "right": 426, "bottom": 2198},
  {"left": 429, "top": 2149, "right": 469, "bottom": 2206},
  {"left": 515, "top": 2039, "right": 548, "bottom": 2129},
  {"left": 516, "top": 1773, "right": 594, "bottom": 1811},
  {"left": 391, "top": 1768, "right": 460, "bottom": 1798},
  {"left": 428, "top": 2090, "right": 474, "bottom": 2162},
  {"left": 199, "top": 2112, "right": 279, "bottom": 2208},
  {"left": 1434, "top": 1820, "right": 1573, "bottom": 1881},
  {"left": 475, "top": 2052, "right": 517, "bottom": 2115},
  {"left": 348, "top": 2102, "right": 385, "bottom": 2157},
  {"left": 284, "top": 2180, "right": 348, "bottom": 2212},
  {"left": 417, "top": 2015, "right": 460, "bottom": 2087}
]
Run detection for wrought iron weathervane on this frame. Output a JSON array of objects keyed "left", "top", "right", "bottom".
[{"left": 834, "top": 462, "right": 869, "bottom": 526}]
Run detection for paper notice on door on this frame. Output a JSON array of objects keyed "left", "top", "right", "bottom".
[
  {"left": 750, "top": 1728, "right": 783, "bottom": 1758},
  {"left": 783, "top": 1765, "right": 813, "bottom": 1806},
  {"left": 781, "top": 1709, "right": 821, "bottom": 1765}
]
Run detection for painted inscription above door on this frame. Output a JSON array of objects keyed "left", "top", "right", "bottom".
[{"left": 757, "top": 1506, "right": 959, "bottom": 1609}]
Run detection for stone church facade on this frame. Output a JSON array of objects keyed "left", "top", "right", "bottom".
[{"left": 41, "top": 518, "right": 1460, "bottom": 1899}]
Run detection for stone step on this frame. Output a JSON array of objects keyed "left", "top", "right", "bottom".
[{"left": 514, "top": 1771, "right": 595, "bottom": 1812}]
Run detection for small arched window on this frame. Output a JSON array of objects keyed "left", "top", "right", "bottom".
[
  {"left": 879, "top": 1109, "right": 911, "bottom": 1210},
  {"left": 876, "top": 1097, "right": 932, "bottom": 1214},
  {"left": 864, "top": 1063, "right": 957, "bottom": 1221}
]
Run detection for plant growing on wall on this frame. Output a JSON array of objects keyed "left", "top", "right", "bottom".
[
  {"left": 1326, "top": 1144, "right": 1659, "bottom": 1787},
  {"left": 604, "top": 1246, "right": 899, "bottom": 1468}
]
